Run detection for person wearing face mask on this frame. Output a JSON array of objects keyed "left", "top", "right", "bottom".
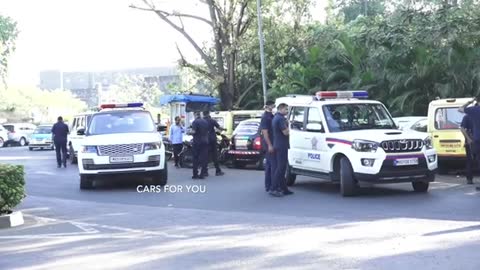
[
  {"left": 260, "top": 101, "right": 275, "bottom": 193},
  {"left": 270, "top": 103, "right": 294, "bottom": 197}
]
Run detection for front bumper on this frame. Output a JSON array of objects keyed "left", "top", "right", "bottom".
[
  {"left": 29, "top": 142, "right": 54, "bottom": 148},
  {"left": 354, "top": 157, "right": 436, "bottom": 183},
  {"left": 78, "top": 150, "right": 165, "bottom": 175}
]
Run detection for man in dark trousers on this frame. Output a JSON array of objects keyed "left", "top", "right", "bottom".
[
  {"left": 189, "top": 111, "right": 209, "bottom": 179},
  {"left": 461, "top": 105, "right": 476, "bottom": 184},
  {"left": 260, "top": 101, "right": 275, "bottom": 192},
  {"left": 459, "top": 97, "right": 480, "bottom": 190},
  {"left": 202, "top": 111, "right": 226, "bottom": 176},
  {"left": 51, "top": 116, "right": 69, "bottom": 168},
  {"left": 271, "top": 103, "right": 294, "bottom": 197}
]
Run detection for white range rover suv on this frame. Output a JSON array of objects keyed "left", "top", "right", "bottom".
[
  {"left": 77, "top": 103, "right": 167, "bottom": 189},
  {"left": 276, "top": 91, "right": 438, "bottom": 197}
]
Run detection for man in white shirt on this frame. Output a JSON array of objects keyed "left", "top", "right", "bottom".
[{"left": 169, "top": 116, "right": 185, "bottom": 167}]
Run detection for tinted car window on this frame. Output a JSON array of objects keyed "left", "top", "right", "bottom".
[
  {"left": 290, "top": 107, "right": 305, "bottom": 130},
  {"left": 4, "top": 125, "right": 14, "bottom": 132},
  {"left": 233, "top": 121, "right": 260, "bottom": 135}
]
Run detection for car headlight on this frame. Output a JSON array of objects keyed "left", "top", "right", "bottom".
[
  {"left": 352, "top": 139, "right": 379, "bottom": 152},
  {"left": 424, "top": 136, "right": 433, "bottom": 149},
  {"left": 144, "top": 142, "right": 162, "bottom": 151},
  {"left": 81, "top": 146, "right": 97, "bottom": 154}
]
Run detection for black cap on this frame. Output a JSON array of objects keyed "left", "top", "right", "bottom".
[{"left": 266, "top": 101, "right": 275, "bottom": 106}]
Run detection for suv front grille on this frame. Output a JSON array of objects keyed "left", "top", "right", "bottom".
[
  {"left": 381, "top": 139, "right": 423, "bottom": 153},
  {"left": 97, "top": 143, "right": 144, "bottom": 156}
]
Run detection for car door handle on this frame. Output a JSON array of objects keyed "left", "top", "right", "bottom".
[{"left": 434, "top": 135, "right": 439, "bottom": 138}]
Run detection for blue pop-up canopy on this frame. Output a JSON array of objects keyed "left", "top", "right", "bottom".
[{"left": 159, "top": 94, "right": 219, "bottom": 105}]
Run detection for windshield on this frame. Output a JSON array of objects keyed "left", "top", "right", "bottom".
[
  {"left": 434, "top": 107, "right": 463, "bottom": 130},
  {"left": 33, "top": 127, "right": 52, "bottom": 134},
  {"left": 233, "top": 121, "right": 260, "bottom": 135},
  {"left": 88, "top": 111, "right": 156, "bottom": 135},
  {"left": 323, "top": 103, "right": 396, "bottom": 132}
]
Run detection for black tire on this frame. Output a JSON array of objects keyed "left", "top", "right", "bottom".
[
  {"left": 0, "top": 137, "right": 4, "bottom": 148},
  {"left": 153, "top": 160, "right": 168, "bottom": 186},
  {"left": 80, "top": 175, "right": 94, "bottom": 190},
  {"left": 28, "top": 147, "right": 34, "bottom": 151},
  {"left": 256, "top": 156, "right": 265, "bottom": 170},
  {"left": 69, "top": 145, "right": 77, "bottom": 164},
  {"left": 19, "top": 137, "right": 27, "bottom": 146},
  {"left": 340, "top": 157, "right": 358, "bottom": 197},
  {"left": 286, "top": 165, "right": 297, "bottom": 186},
  {"left": 180, "top": 147, "right": 195, "bottom": 168},
  {"left": 437, "top": 160, "right": 449, "bottom": 175},
  {"left": 412, "top": 181, "right": 429, "bottom": 192}
]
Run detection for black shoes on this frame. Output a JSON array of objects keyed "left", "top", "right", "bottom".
[
  {"left": 216, "top": 171, "right": 225, "bottom": 176},
  {"left": 476, "top": 186, "right": 480, "bottom": 191},
  {"left": 57, "top": 164, "right": 61, "bottom": 168},
  {"left": 269, "top": 190, "right": 284, "bottom": 197},
  {"left": 192, "top": 175, "right": 204, "bottom": 180},
  {"left": 268, "top": 189, "right": 294, "bottom": 197}
]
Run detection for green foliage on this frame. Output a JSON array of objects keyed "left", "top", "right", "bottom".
[
  {"left": 0, "top": 15, "right": 19, "bottom": 85},
  {"left": 0, "top": 86, "right": 88, "bottom": 123},
  {"left": 0, "top": 164, "right": 25, "bottom": 214},
  {"left": 263, "top": 1, "right": 480, "bottom": 116},
  {"left": 105, "top": 75, "right": 163, "bottom": 108}
]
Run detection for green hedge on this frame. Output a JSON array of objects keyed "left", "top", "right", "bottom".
[{"left": 0, "top": 164, "right": 25, "bottom": 214}]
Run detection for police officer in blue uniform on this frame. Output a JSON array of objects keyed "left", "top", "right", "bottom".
[
  {"left": 51, "top": 116, "right": 69, "bottom": 168},
  {"left": 271, "top": 103, "right": 294, "bottom": 197},
  {"left": 260, "top": 101, "right": 275, "bottom": 192},
  {"left": 190, "top": 111, "right": 209, "bottom": 179},
  {"left": 460, "top": 97, "right": 480, "bottom": 190},
  {"left": 461, "top": 110, "right": 475, "bottom": 184},
  {"left": 202, "top": 111, "right": 226, "bottom": 176}
]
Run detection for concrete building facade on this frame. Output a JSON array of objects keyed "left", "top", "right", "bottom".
[{"left": 39, "top": 67, "right": 181, "bottom": 107}]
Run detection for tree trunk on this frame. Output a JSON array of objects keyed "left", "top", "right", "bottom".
[{"left": 219, "top": 82, "right": 233, "bottom": 109}]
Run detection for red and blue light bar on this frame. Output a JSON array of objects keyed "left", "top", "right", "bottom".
[
  {"left": 315, "top": 91, "right": 368, "bottom": 100},
  {"left": 100, "top": 102, "right": 144, "bottom": 109}
]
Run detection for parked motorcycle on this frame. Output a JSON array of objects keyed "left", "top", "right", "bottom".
[{"left": 178, "top": 131, "right": 230, "bottom": 168}]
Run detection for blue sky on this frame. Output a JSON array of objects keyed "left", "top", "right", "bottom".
[{"left": 0, "top": 0, "right": 325, "bottom": 86}]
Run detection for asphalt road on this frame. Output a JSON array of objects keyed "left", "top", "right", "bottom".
[{"left": 1, "top": 146, "right": 480, "bottom": 270}]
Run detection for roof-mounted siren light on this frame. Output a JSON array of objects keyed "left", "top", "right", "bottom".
[
  {"left": 315, "top": 91, "right": 368, "bottom": 100},
  {"left": 100, "top": 102, "right": 144, "bottom": 109}
]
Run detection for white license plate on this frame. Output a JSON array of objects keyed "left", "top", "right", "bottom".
[
  {"left": 394, "top": 158, "right": 418, "bottom": 166},
  {"left": 236, "top": 139, "right": 248, "bottom": 146},
  {"left": 109, "top": 156, "right": 134, "bottom": 163}
]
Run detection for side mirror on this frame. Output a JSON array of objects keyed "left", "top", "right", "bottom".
[
  {"left": 305, "top": 123, "right": 324, "bottom": 132},
  {"left": 77, "top": 128, "right": 85, "bottom": 136}
]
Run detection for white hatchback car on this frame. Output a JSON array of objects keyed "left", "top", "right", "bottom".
[{"left": 77, "top": 103, "right": 167, "bottom": 189}]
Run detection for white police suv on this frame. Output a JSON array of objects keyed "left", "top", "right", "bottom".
[
  {"left": 77, "top": 103, "right": 167, "bottom": 189},
  {"left": 276, "top": 91, "right": 437, "bottom": 196}
]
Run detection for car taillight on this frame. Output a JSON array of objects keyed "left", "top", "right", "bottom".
[{"left": 253, "top": 137, "right": 262, "bottom": 150}]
